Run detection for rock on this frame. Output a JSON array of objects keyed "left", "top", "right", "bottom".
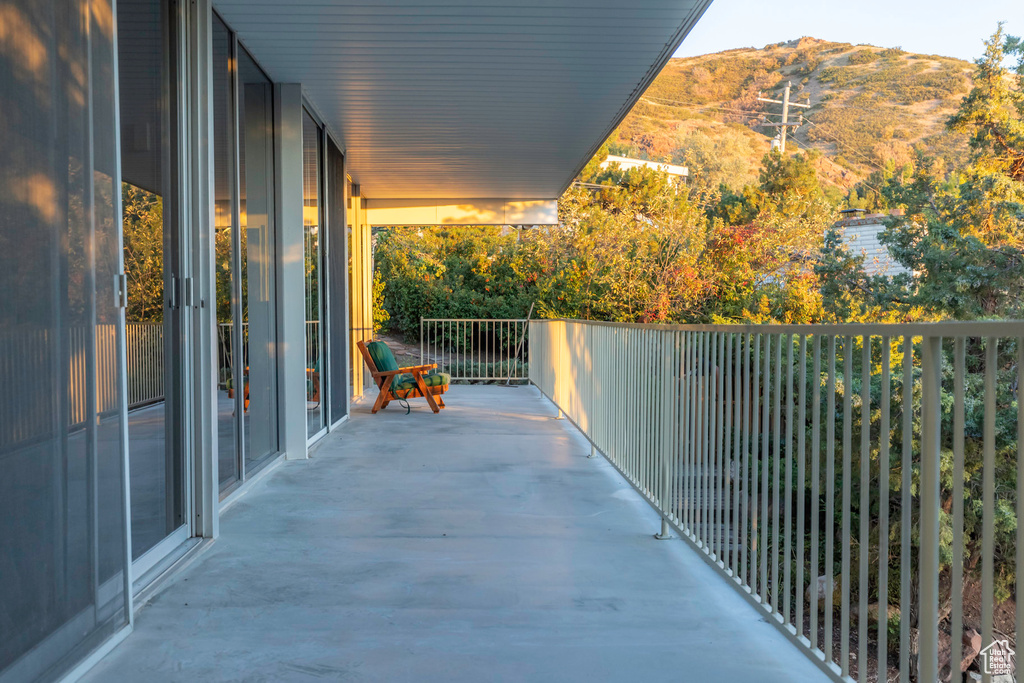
[
  {"left": 806, "top": 575, "right": 840, "bottom": 606},
  {"left": 909, "top": 625, "right": 986, "bottom": 682},
  {"left": 938, "top": 627, "right": 982, "bottom": 681}
]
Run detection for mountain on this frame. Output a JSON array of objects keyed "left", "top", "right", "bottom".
[{"left": 612, "top": 37, "right": 975, "bottom": 192}]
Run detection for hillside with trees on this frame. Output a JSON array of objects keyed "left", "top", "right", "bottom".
[
  {"left": 376, "top": 28, "right": 1021, "bottom": 334},
  {"left": 612, "top": 37, "right": 975, "bottom": 196}
]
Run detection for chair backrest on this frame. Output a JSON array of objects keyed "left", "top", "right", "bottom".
[
  {"left": 365, "top": 341, "right": 399, "bottom": 373},
  {"left": 357, "top": 340, "right": 400, "bottom": 391}
]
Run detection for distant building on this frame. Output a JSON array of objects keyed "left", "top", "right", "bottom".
[
  {"left": 833, "top": 211, "right": 909, "bottom": 277},
  {"left": 600, "top": 154, "right": 689, "bottom": 181}
]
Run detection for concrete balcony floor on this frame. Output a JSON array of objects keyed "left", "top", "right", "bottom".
[{"left": 84, "top": 385, "right": 827, "bottom": 682}]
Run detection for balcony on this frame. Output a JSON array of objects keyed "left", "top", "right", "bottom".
[{"left": 81, "top": 385, "right": 825, "bottom": 682}]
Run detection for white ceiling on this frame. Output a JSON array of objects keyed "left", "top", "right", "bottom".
[{"left": 212, "top": 0, "right": 713, "bottom": 199}]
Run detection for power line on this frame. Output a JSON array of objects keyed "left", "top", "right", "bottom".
[
  {"left": 639, "top": 93, "right": 890, "bottom": 198},
  {"left": 800, "top": 118, "right": 890, "bottom": 175},
  {"left": 639, "top": 96, "right": 776, "bottom": 120}
]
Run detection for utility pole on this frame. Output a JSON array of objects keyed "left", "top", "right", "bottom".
[{"left": 757, "top": 81, "right": 810, "bottom": 154}]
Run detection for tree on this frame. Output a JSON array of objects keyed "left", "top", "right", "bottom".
[
  {"left": 824, "top": 27, "right": 1024, "bottom": 321},
  {"left": 122, "top": 183, "right": 165, "bottom": 322},
  {"left": 948, "top": 23, "right": 1024, "bottom": 183}
]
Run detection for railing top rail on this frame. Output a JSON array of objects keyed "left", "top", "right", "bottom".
[
  {"left": 531, "top": 318, "right": 1024, "bottom": 337},
  {"left": 420, "top": 318, "right": 528, "bottom": 323}
]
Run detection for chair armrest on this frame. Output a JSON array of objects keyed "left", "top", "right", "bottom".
[
  {"left": 398, "top": 364, "right": 437, "bottom": 373},
  {"left": 373, "top": 369, "right": 406, "bottom": 378}
]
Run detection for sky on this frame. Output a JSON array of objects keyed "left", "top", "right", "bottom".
[{"left": 674, "top": 0, "right": 1020, "bottom": 63}]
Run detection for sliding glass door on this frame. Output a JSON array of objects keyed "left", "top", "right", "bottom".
[
  {"left": 117, "top": 0, "right": 188, "bottom": 567},
  {"left": 0, "top": 0, "right": 129, "bottom": 678},
  {"left": 303, "top": 112, "right": 327, "bottom": 440},
  {"left": 213, "top": 15, "right": 280, "bottom": 493},
  {"left": 326, "top": 139, "right": 349, "bottom": 427}
]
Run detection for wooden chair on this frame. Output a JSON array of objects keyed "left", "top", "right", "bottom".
[{"left": 357, "top": 339, "right": 449, "bottom": 414}]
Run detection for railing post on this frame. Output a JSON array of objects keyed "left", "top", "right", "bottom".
[
  {"left": 655, "top": 517, "right": 672, "bottom": 540},
  {"left": 918, "top": 334, "right": 941, "bottom": 683}
]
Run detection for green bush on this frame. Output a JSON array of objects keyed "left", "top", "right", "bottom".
[{"left": 847, "top": 49, "right": 877, "bottom": 65}]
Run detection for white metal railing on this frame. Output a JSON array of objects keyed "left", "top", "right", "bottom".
[
  {"left": 420, "top": 318, "right": 528, "bottom": 382},
  {"left": 2, "top": 324, "right": 128, "bottom": 450},
  {"left": 530, "top": 319, "right": 1024, "bottom": 683},
  {"left": 126, "top": 321, "right": 163, "bottom": 408}
]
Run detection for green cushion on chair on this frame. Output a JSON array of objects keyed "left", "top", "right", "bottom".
[
  {"left": 392, "top": 374, "right": 413, "bottom": 390},
  {"left": 366, "top": 341, "right": 399, "bottom": 373},
  {"left": 391, "top": 371, "right": 450, "bottom": 391},
  {"left": 390, "top": 371, "right": 450, "bottom": 398},
  {"left": 426, "top": 372, "right": 450, "bottom": 387}
]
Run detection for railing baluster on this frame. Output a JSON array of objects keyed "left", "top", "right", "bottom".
[
  {"left": 752, "top": 333, "right": 761, "bottom": 596},
  {"left": 691, "top": 331, "right": 699, "bottom": 539},
  {"left": 741, "top": 333, "right": 751, "bottom": 587},
  {"left": 950, "top": 337, "right": 965, "bottom": 683},
  {"left": 825, "top": 335, "right": 837, "bottom": 665},
  {"left": 761, "top": 333, "right": 771, "bottom": 606},
  {"left": 796, "top": 334, "right": 806, "bottom": 638},
  {"left": 772, "top": 333, "right": 782, "bottom": 614},
  {"left": 723, "top": 333, "right": 733, "bottom": 571},
  {"left": 716, "top": 332, "right": 725, "bottom": 562},
  {"left": 810, "top": 334, "right": 821, "bottom": 652},
  {"left": 859, "top": 336, "right": 871, "bottom": 683},
  {"left": 919, "top": 335, "right": 942, "bottom": 683},
  {"left": 731, "top": 333, "right": 741, "bottom": 577},
  {"left": 982, "top": 338, "right": 997, "bottom": 678},
  {"left": 713, "top": 331, "right": 721, "bottom": 557},
  {"left": 704, "top": 330, "right": 714, "bottom": 551},
  {"left": 784, "top": 333, "right": 794, "bottom": 625},
  {"left": 680, "top": 331, "right": 690, "bottom": 532},
  {"left": 899, "top": 335, "right": 913, "bottom": 683},
  {"left": 878, "top": 337, "right": 891, "bottom": 682},
  {"left": 841, "top": 336, "right": 853, "bottom": 677}
]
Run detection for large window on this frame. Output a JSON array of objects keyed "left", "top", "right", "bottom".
[
  {"left": 213, "top": 16, "right": 280, "bottom": 493},
  {"left": 0, "top": 0, "right": 128, "bottom": 677}
]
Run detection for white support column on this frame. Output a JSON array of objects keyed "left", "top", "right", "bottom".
[
  {"left": 275, "top": 83, "right": 309, "bottom": 460},
  {"left": 189, "top": 0, "right": 218, "bottom": 539}
]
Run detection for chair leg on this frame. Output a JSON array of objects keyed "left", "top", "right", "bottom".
[
  {"left": 413, "top": 371, "right": 439, "bottom": 413},
  {"left": 372, "top": 376, "right": 395, "bottom": 414},
  {"left": 437, "top": 395, "right": 446, "bottom": 409}
]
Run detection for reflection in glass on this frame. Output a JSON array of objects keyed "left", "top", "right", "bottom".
[
  {"left": 0, "top": 0, "right": 127, "bottom": 676},
  {"left": 303, "top": 112, "right": 325, "bottom": 437},
  {"left": 212, "top": 27, "right": 279, "bottom": 490},
  {"left": 239, "top": 48, "right": 279, "bottom": 467},
  {"left": 327, "top": 139, "right": 349, "bottom": 424},
  {"left": 212, "top": 15, "right": 239, "bottom": 489},
  {"left": 118, "top": 0, "right": 184, "bottom": 559}
]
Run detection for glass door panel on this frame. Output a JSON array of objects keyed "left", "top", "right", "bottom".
[
  {"left": 0, "top": 0, "right": 128, "bottom": 676},
  {"left": 213, "top": 22, "right": 279, "bottom": 490},
  {"left": 212, "top": 14, "right": 239, "bottom": 490},
  {"left": 118, "top": 0, "right": 186, "bottom": 560},
  {"left": 303, "top": 112, "right": 325, "bottom": 438},
  {"left": 238, "top": 48, "right": 279, "bottom": 468},
  {"left": 327, "top": 139, "right": 348, "bottom": 425}
]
